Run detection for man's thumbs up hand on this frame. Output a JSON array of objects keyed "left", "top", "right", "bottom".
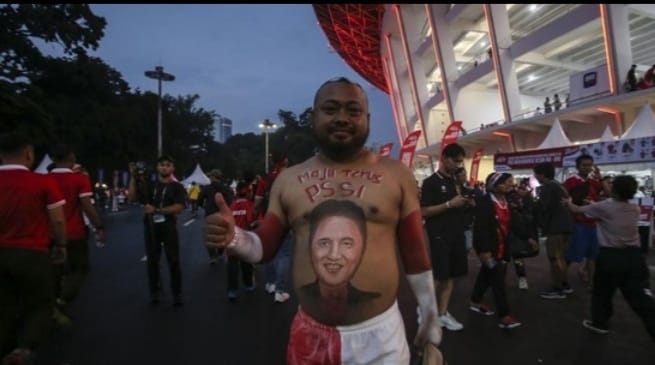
[{"left": 204, "top": 193, "right": 235, "bottom": 249}]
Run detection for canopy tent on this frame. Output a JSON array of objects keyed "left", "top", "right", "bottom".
[
  {"left": 34, "top": 154, "right": 52, "bottom": 174},
  {"left": 536, "top": 118, "right": 572, "bottom": 150},
  {"left": 180, "top": 164, "right": 210, "bottom": 186},
  {"left": 599, "top": 125, "right": 616, "bottom": 142},
  {"left": 622, "top": 103, "right": 655, "bottom": 140}
]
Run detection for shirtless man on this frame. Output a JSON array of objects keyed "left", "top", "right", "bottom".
[{"left": 204, "top": 77, "right": 441, "bottom": 364}]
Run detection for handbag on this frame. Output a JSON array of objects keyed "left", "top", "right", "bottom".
[{"left": 508, "top": 232, "right": 539, "bottom": 259}]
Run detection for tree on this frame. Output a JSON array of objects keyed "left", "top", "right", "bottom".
[{"left": 0, "top": 4, "right": 106, "bottom": 85}]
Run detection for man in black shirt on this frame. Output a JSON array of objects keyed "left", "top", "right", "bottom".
[
  {"left": 421, "top": 143, "right": 475, "bottom": 331},
  {"left": 128, "top": 156, "right": 186, "bottom": 306}
]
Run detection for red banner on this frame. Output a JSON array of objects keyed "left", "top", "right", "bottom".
[
  {"left": 440, "top": 121, "right": 463, "bottom": 160},
  {"left": 378, "top": 142, "right": 393, "bottom": 157},
  {"left": 469, "top": 147, "right": 484, "bottom": 185},
  {"left": 399, "top": 130, "right": 422, "bottom": 168}
]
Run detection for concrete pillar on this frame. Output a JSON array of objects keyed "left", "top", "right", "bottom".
[{"left": 604, "top": 4, "right": 632, "bottom": 93}]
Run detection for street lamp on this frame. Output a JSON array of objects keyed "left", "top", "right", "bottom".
[
  {"left": 258, "top": 119, "right": 278, "bottom": 173},
  {"left": 145, "top": 66, "right": 175, "bottom": 157}
]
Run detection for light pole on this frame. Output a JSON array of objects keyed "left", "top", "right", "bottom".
[
  {"left": 145, "top": 66, "right": 175, "bottom": 157},
  {"left": 258, "top": 119, "right": 277, "bottom": 173}
]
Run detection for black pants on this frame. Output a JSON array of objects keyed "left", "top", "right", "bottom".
[
  {"left": 53, "top": 238, "right": 89, "bottom": 304},
  {"left": 0, "top": 248, "right": 55, "bottom": 355},
  {"left": 592, "top": 247, "right": 655, "bottom": 341},
  {"left": 227, "top": 256, "right": 254, "bottom": 291},
  {"left": 638, "top": 226, "right": 650, "bottom": 255},
  {"left": 471, "top": 261, "right": 510, "bottom": 318},
  {"left": 144, "top": 221, "right": 182, "bottom": 297}
]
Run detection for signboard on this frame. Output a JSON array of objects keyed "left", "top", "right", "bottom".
[
  {"left": 378, "top": 142, "right": 393, "bottom": 157},
  {"left": 440, "top": 121, "right": 463, "bottom": 160},
  {"left": 469, "top": 147, "right": 484, "bottom": 184},
  {"left": 495, "top": 135, "right": 655, "bottom": 171},
  {"left": 399, "top": 130, "right": 422, "bottom": 168}
]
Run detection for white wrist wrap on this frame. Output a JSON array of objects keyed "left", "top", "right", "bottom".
[
  {"left": 228, "top": 226, "right": 263, "bottom": 264},
  {"left": 407, "top": 271, "right": 439, "bottom": 317}
]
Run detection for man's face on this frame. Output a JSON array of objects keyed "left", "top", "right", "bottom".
[
  {"left": 311, "top": 215, "right": 365, "bottom": 288},
  {"left": 496, "top": 177, "right": 515, "bottom": 195},
  {"left": 157, "top": 160, "right": 174, "bottom": 178},
  {"left": 442, "top": 155, "right": 464, "bottom": 175},
  {"left": 577, "top": 158, "right": 593, "bottom": 176},
  {"left": 311, "top": 82, "right": 370, "bottom": 161}
]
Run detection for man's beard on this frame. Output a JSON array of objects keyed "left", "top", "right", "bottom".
[
  {"left": 313, "top": 126, "right": 369, "bottom": 162},
  {"left": 159, "top": 171, "right": 171, "bottom": 179}
]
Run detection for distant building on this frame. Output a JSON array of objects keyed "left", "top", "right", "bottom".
[{"left": 218, "top": 118, "right": 232, "bottom": 143}]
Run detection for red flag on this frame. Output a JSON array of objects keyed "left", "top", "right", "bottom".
[
  {"left": 378, "top": 142, "right": 393, "bottom": 157},
  {"left": 469, "top": 147, "right": 484, "bottom": 185},
  {"left": 440, "top": 121, "right": 463, "bottom": 160},
  {"left": 399, "top": 130, "right": 422, "bottom": 167}
]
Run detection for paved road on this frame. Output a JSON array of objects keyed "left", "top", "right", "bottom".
[{"left": 39, "top": 206, "right": 655, "bottom": 365}]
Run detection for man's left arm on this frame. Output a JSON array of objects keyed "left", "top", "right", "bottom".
[{"left": 396, "top": 163, "right": 442, "bottom": 347}]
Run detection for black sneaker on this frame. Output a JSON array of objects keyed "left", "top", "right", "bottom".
[
  {"left": 540, "top": 288, "right": 566, "bottom": 299},
  {"left": 582, "top": 319, "right": 609, "bottom": 334},
  {"left": 150, "top": 291, "right": 161, "bottom": 305},
  {"left": 173, "top": 294, "right": 184, "bottom": 307},
  {"left": 561, "top": 283, "right": 574, "bottom": 294}
]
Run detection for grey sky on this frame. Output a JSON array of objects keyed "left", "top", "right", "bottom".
[{"left": 73, "top": 4, "right": 399, "bottom": 152}]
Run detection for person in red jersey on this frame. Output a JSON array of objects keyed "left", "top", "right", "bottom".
[
  {"left": 204, "top": 77, "right": 441, "bottom": 364},
  {"left": 0, "top": 132, "right": 66, "bottom": 365},
  {"left": 225, "top": 181, "right": 257, "bottom": 301},
  {"left": 48, "top": 144, "right": 105, "bottom": 314},
  {"left": 564, "top": 154, "right": 602, "bottom": 292}
]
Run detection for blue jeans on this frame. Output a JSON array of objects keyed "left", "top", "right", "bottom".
[{"left": 265, "top": 232, "right": 293, "bottom": 293}]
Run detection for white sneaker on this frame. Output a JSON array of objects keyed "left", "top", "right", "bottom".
[
  {"left": 439, "top": 312, "right": 464, "bottom": 331},
  {"left": 518, "top": 277, "right": 528, "bottom": 290},
  {"left": 265, "top": 283, "right": 276, "bottom": 294},
  {"left": 274, "top": 292, "right": 290, "bottom": 303}
]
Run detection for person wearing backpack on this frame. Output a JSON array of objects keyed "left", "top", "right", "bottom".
[{"left": 254, "top": 151, "right": 293, "bottom": 302}]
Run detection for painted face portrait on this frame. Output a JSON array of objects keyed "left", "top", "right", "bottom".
[{"left": 310, "top": 215, "right": 365, "bottom": 288}]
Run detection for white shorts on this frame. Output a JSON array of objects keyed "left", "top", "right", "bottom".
[{"left": 287, "top": 301, "right": 410, "bottom": 365}]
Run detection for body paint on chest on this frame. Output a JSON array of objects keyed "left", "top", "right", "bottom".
[{"left": 298, "top": 168, "right": 384, "bottom": 203}]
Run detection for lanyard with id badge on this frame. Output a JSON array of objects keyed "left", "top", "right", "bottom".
[{"left": 152, "top": 185, "right": 167, "bottom": 224}]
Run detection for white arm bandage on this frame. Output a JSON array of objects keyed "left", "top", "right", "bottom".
[
  {"left": 227, "top": 226, "right": 263, "bottom": 264},
  {"left": 406, "top": 270, "right": 442, "bottom": 346}
]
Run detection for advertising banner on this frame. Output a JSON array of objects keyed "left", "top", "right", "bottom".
[
  {"left": 378, "top": 142, "right": 393, "bottom": 157},
  {"left": 399, "top": 130, "right": 422, "bottom": 168},
  {"left": 440, "top": 121, "right": 463, "bottom": 159},
  {"left": 469, "top": 147, "right": 484, "bottom": 184},
  {"left": 494, "top": 135, "right": 655, "bottom": 171}
]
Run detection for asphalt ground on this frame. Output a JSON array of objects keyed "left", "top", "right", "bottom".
[{"left": 38, "top": 205, "right": 655, "bottom": 365}]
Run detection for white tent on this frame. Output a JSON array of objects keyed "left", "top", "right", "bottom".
[
  {"left": 599, "top": 125, "right": 616, "bottom": 142},
  {"left": 537, "top": 118, "right": 572, "bottom": 149},
  {"left": 181, "top": 164, "right": 210, "bottom": 186},
  {"left": 622, "top": 103, "right": 655, "bottom": 140},
  {"left": 34, "top": 154, "right": 52, "bottom": 174}
]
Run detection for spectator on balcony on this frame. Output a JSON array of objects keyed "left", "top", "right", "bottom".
[
  {"left": 625, "top": 64, "right": 638, "bottom": 92},
  {"left": 553, "top": 94, "right": 562, "bottom": 111},
  {"left": 544, "top": 97, "right": 552, "bottom": 114}
]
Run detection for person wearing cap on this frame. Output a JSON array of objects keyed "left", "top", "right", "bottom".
[
  {"left": 128, "top": 155, "right": 186, "bottom": 306},
  {"left": 469, "top": 172, "right": 523, "bottom": 329},
  {"left": 198, "top": 168, "right": 234, "bottom": 264}
]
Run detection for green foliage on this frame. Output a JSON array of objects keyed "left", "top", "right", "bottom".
[
  {"left": 0, "top": 4, "right": 106, "bottom": 83},
  {"left": 0, "top": 4, "right": 318, "bottom": 185}
]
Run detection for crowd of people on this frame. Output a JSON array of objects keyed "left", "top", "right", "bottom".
[
  {"left": 625, "top": 64, "right": 655, "bottom": 92},
  {"left": 2, "top": 76, "right": 654, "bottom": 365}
]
